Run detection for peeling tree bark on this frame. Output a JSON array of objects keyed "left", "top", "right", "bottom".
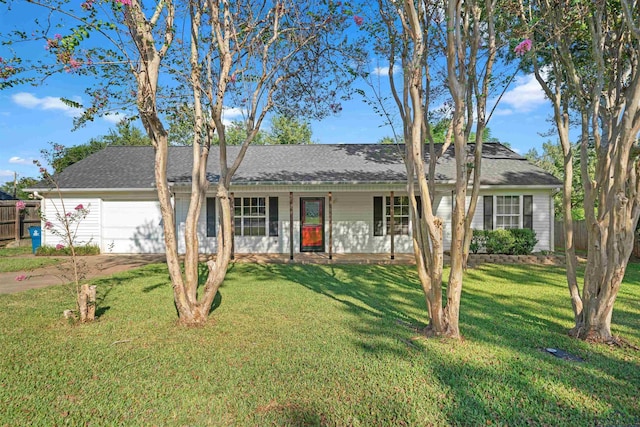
[
  {"left": 378, "top": 0, "right": 498, "bottom": 339},
  {"left": 523, "top": 0, "right": 640, "bottom": 342},
  {"left": 124, "top": 0, "right": 348, "bottom": 325}
]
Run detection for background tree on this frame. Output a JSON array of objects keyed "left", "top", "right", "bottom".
[
  {"left": 265, "top": 115, "right": 313, "bottom": 145},
  {"left": 51, "top": 121, "right": 151, "bottom": 173},
  {"left": 525, "top": 140, "right": 596, "bottom": 219},
  {"left": 0, "top": 176, "right": 39, "bottom": 201},
  {"left": 518, "top": 0, "right": 640, "bottom": 342}
]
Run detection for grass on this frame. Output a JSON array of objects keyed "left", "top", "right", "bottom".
[
  {"left": 0, "top": 262, "right": 638, "bottom": 426},
  {"left": 0, "top": 246, "right": 60, "bottom": 273},
  {"left": 36, "top": 244, "right": 101, "bottom": 256},
  {"left": 0, "top": 245, "right": 32, "bottom": 257}
]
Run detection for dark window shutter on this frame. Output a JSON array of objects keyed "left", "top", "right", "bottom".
[
  {"left": 483, "top": 196, "right": 493, "bottom": 230},
  {"left": 415, "top": 195, "right": 422, "bottom": 218},
  {"left": 206, "top": 197, "right": 216, "bottom": 237},
  {"left": 269, "top": 197, "right": 279, "bottom": 237},
  {"left": 523, "top": 195, "right": 533, "bottom": 229},
  {"left": 373, "top": 196, "right": 383, "bottom": 236}
]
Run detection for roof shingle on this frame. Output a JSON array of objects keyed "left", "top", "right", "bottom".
[{"left": 47, "top": 143, "right": 561, "bottom": 189}]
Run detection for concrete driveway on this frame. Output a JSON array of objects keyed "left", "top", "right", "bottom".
[{"left": 0, "top": 254, "right": 165, "bottom": 294}]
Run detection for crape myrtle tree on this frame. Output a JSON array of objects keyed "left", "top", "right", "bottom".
[
  {"left": 1, "top": 0, "right": 357, "bottom": 325},
  {"left": 517, "top": 0, "right": 640, "bottom": 342},
  {"left": 370, "top": 0, "right": 505, "bottom": 338}
]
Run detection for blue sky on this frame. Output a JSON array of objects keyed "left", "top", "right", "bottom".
[
  {"left": 0, "top": 71, "right": 553, "bottom": 186},
  {"left": 0, "top": 3, "right": 555, "bottom": 186}
]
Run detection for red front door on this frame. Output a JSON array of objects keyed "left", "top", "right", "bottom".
[{"left": 300, "top": 198, "right": 324, "bottom": 252}]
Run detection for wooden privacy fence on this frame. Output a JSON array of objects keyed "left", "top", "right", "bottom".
[
  {"left": 555, "top": 219, "right": 640, "bottom": 258},
  {"left": 0, "top": 201, "right": 41, "bottom": 242},
  {"left": 554, "top": 220, "right": 589, "bottom": 251}
]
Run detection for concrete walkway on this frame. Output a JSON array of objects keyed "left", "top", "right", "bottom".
[{"left": 0, "top": 254, "right": 165, "bottom": 294}]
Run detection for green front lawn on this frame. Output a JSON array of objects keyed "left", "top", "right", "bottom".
[
  {"left": 0, "top": 245, "right": 32, "bottom": 257},
  {"left": 0, "top": 246, "right": 60, "bottom": 273},
  {"left": 0, "top": 263, "right": 638, "bottom": 426}
]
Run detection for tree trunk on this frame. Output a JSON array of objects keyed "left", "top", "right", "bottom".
[{"left": 78, "top": 284, "right": 96, "bottom": 322}]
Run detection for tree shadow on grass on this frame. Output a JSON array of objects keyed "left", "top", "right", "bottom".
[
  {"left": 247, "top": 262, "right": 640, "bottom": 425},
  {"left": 91, "top": 263, "right": 168, "bottom": 319}
]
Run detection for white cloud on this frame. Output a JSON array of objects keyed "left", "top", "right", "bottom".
[
  {"left": 494, "top": 73, "right": 547, "bottom": 114},
  {"left": 222, "top": 107, "right": 244, "bottom": 125},
  {"left": 492, "top": 108, "right": 514, "bottom": 117},
  {"left": 371, "top": 65, "right": 399, "bottom": 77},
  {"left": 102, "top": 112, "right": 125, "bottom": 124},
  {"left": 9, "top": 156, "right": 34, "bottom": 165},
  {"left": 11, "top": 92, "right": 83, "bottom": 117},
  {"left": 0, "top": 169, "right": 14, "bottom": 177}
]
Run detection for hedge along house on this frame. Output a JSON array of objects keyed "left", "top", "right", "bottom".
[{"left": 31, "top": 143, "right": 560, "bottom": 257}]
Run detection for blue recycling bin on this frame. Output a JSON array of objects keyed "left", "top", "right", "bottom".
[{"left": 29, "top": 226, "right": 42, "bottom": 254}]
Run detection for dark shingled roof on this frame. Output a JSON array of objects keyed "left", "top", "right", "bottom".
[
  {"left": 47, "top": 143, "right": 561, "bottom": 189},
  {"left": 0, "top": 190, "right": 17, "bottom": 200}
]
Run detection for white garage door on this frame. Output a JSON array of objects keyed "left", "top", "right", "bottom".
[{"left": 102, "top": 201, "right": 165, "bottom": 253}]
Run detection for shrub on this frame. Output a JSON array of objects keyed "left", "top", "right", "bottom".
[
  {"left": 36, "top": 244, "right": 100, "bottom": 256},
  {"left": 485, "top": 229, "right": 516, "bottom": 254},
  {"left": 510, "top": 228, "right": 538, "bottom": 255},
  {"left": 470, "top": 228, "right": 538, "bottom": 255},
  {"left": 470, "top": 230, "right": 489, "bottom": 254}
]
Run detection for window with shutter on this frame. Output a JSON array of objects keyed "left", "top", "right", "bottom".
[
  {"left": 523, "top": 195, "right": 533, "bottom": 229},
  {"left": 483, "top": 196, "right": 493, "bottom": 230},
  {"left": 269, "top": 197, "right": 279, "bottom": 237},
  {"left": 373, "top": 196, "right": 383, "bottom": 236},
  {"left": 206, "top": 197, "right": 216, "bottom": 237}
]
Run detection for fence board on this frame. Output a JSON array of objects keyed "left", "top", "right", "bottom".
[
  {"left": 555, "top": 219, "right": 640, "bottom": 258},
  {"left": 0, "top": 201, "right": 40, "bottom": 241},
  {"left": 554, "top": 219, "right": 589, "bottom": 251}
]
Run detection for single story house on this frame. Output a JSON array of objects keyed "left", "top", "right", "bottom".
[{"left": 32, "top": 143, "right": 560, "bottom": 257}]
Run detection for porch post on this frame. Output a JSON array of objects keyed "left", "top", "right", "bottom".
[
  {"left": 289, "top": 192, "right": 294, "bottom": 260},
  {"left": 230, "top": 193, "right": 235, "bottom": 260},
  {"left": 328, "top": 192, "right": 333, "bottom": 260},
  {"left": 390, "top": 191, "right": 395, "bottom": 260}
]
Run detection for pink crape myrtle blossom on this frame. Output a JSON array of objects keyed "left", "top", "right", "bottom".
[
  {"left": 16, "top": 201, "right": 26, "bottom": 211},
  {"left": 115, "top": 0, "right": 132, "bottom": 5},
  {"left": 353, "top": 15, "right": 364, "bottom": 26},
  {"left": 65, "top": 57, "right": 82, "bottom": 72},
  {"left": 45, "top": 221, "right": 53, "bottom": 229},
  {"left": 66, "top": 212, "right": 72, "bottom": 217},
  {"left": 75, "top": 204, "right": 84, "bottom": 211},
  {"left": 15, "top": 274, "right": 27, "bottom": 282},
  {"left": 56, "top": 243, "right": 65, "bottom": 250},
  {"left": 514, "top": 39, "right": 532, "bottom": 56}
]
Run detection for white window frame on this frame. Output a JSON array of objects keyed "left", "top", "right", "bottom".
[
  {"left": 385, "top": 195, "right": 410, "bottom": 236},
  {"left": 494, "top": 195, "right": 521, "bottom": 230},
  {"left": 234, "top": 197, "right": 267, "bottom": 237}
]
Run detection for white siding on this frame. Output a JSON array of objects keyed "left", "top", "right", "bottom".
[
  {"left": 41, "top": 197, "right": 101, "bottom": 249},
  {"left": 473, "top": 191, "right": 553, "bottom": 251},
  {"left": 331, "top": 192, "right": 413, "bottom": 254},
  {"left": 102, "top": 200, "right": 163, "bottom": 253},
  {"left": 171, "top": 187, "right": 556, "bottom": 255}
]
